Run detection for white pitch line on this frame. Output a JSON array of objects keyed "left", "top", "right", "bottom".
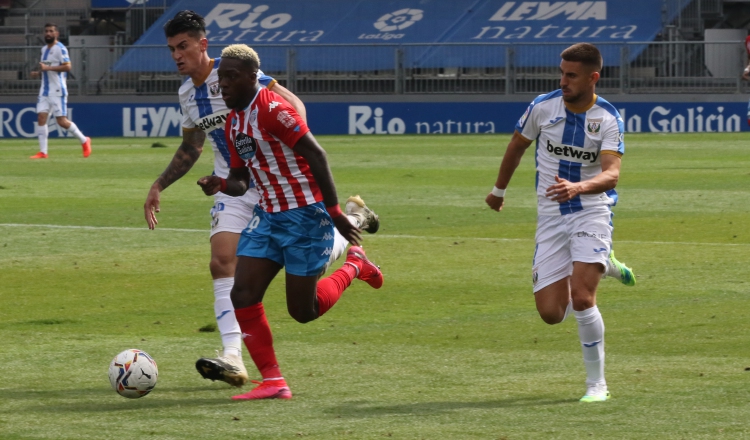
[
  {"left": 0, "top": 223, "right": 206, "bottom": 233},
  {"left": 0, "top": 223, "right": 748, "bottom": 247}
]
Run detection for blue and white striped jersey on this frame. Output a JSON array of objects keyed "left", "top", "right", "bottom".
[
  {"left": 38, "top": 42, "right": 70, "bottom": 97},
  {"left": 516, "top": 90, "right": 624, "bottom": 216},
  {"left": 179, "top": 58, "right": 275, "bottom": 179}
]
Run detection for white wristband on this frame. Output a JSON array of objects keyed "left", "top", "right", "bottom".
[{"left": 491, "top": 186, "right": 506, "bottom": 197}]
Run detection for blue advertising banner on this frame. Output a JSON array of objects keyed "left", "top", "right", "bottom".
[
  {"left": 113, "top": 0, "right": 679, "bottom": 72},
  {"left": 91, "top": 0, "right": 174, "bottom": 9},
  {"left": 1, "top": 101, "right": 745, "bottom": 138}
]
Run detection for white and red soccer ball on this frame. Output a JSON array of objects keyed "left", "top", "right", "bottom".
[{"left": 108, "top": 349, "right": 158, "bottom": 398}]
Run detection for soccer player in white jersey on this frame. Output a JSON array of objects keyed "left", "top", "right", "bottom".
[
  {"left": 143, "top": 11, "right": 379, "bottom": 389},
  {"left": 29, "top": 23, "right": 91, "bottom": 159},
  {"left": 485, "top": 43, "right": 636, "bottom": 402}
]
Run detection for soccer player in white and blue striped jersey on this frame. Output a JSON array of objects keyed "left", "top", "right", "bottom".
[
  {"left": 486, "top": 43, "right": 635, "bottom": 402},
  {"left": 30, "top": 23, "right": 91, "bottom": 159}
]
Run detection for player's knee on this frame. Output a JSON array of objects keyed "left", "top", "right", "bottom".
[
  {"left": 536, "top": 304, "right": 564, "bottom": 325},
  {"left": 209, "top": 254, "right": 236, "bottom": 278},
  {"left": 539, "top": 311, "right": 564, "bottom": 325},
  {"left": 230, "top": 286, "right": 262, "bottom": 309},
  {"left": 56, "top": 117, "right": 70, "bottom": 129},
  {"left": 287, "top": 306, "right": 317, "bottom": 324},
  {"left": 571, "top": 295, "right": 595, "bottom": 311}
]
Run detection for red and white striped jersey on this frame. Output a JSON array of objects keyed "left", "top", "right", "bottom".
[{"left": 226, "top": 87, "right": 320, "bottom": 212}]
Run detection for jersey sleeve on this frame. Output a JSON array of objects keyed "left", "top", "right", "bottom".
[
  {"left": 179, "top": 100, "right": 197, "bottom": 131},
  {"left": 257, "top": 69, "right": 277, "bottom": 91},
  {"left": 515, "top": 98, "right": 541, "bottom": 141},
  {"left": 258, "top": 91, "right": 310, "bottom": 148},
  {"left": 226, "top": 112, "right": 245, "bottom": 168},
  {"left": 600, "top": 113, "right": 625, "bottom": 157},
  {"left": 59, "top": 45, "right": 70, "bottom": 64}
]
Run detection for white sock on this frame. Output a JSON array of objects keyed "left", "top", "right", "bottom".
[
  {"left": 574, "top": 305, "right": 605, "bottom": 386},
  {"left": 604, "top": 258, "right": 621, "bottom": 280},
  {"left": 37, "top": 124, "right": 48, "bottom": 154},
  {"left": 66, "top": 121, "right": 87, "bottom": 143},
  {"left": 320, "top": 214, "right": 357, "bottom": 274},
  {"left": 213, "top": 277, "right": 242, "bottom": 358}
]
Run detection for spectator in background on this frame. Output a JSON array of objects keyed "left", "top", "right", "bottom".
[
  {"left": 742, "top": 33, "right": 750, "bottom": 125},
  {"left": 29, "top": 23, "right": 91, "bottom": 159}
]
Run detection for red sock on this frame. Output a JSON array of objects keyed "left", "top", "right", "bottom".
[
  {"left": 234, "top": 303, "right": 282, "bottom": 379},
  {"left": 316, "top": 264, "right": 357, "bottom": 317}
]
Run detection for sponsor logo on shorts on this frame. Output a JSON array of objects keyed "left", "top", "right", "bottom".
[
  {"left": 576, "top": 231, "right": 608, "bottom": 239},
  {"left": 532, "top": 268, "right": 539, "bottom": 285},
  {"left": 319, "top": 218, "right": 331, "bottom": 227},
  {"left": 593, "top": 247, "right": 607, "bottom": 253}
]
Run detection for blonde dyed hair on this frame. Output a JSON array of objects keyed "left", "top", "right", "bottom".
[{"left": 221, "top": 44, "right": 261, "bottom": 68}]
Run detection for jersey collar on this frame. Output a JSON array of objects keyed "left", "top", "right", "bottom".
[
  {"left": 193, "top": 58, "right": 215, "bottom": 87},
  {"left": 563, "top": 94, "right": 597, "bottom": 114}
]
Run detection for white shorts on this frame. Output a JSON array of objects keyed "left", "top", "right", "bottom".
[
  {"left": 532, "top": 207, "right": 613, "bottom": 293},
  {"left": 209, "top": 189, "right": 260, "bottom": 238},
  {"left": 36, "top": 95, "right": 67, "bottom": 117}
]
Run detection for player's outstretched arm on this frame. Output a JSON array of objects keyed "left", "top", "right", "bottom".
[
  {"left": 546, "top": 154, "right": 621, "bottom": 203},
  {"left": 486, "top": 130, "right": 532, "bottom": 212},
  {"left": 197, "top": 166, "right": 250, "bottom": 197},
  {"left": 272, "top": 83, "right": 307, "bottom": 124},
  {"left": 144, "top": 129, "right": 206, "bottom": 229},
  {"left": 293, "top": 133, "right": 362, "bottom": 245}
]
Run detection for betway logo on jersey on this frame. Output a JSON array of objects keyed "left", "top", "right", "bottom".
[
  {"left": 545, "top": 139, "right": 599, "bottom": 164},
  {"left": 197, "top": 109, "right": 230, "bottom": 133},
  {"left": 490, "top": 2, "right": 606, "bottom": 21}
]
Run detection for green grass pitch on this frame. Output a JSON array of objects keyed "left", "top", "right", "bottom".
[{"left": 0, "top": 133, "right": 749, "bottom": 439}]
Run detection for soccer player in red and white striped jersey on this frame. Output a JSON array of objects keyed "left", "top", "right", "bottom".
[{"left": 197, "top": 44, "right": 383, "bottom": 400}]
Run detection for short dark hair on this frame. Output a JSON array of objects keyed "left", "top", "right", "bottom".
[
  {"left": 561, "top": 43, "right": 602, "bottom": 73},
  {"left": 163, "top": 10, "right": 205, "bottom": 39},
  {"left": 44, "top": 23, "right": 58, "bottom": 31}
]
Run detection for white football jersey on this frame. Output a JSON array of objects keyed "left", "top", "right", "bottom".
[
  {"left": 179, "top": 58, "right": 275, "bottom": 180},
  {"left": 516, "top": 90, "right": 625, "bottom": 216},
  {"left": 38, "top": 42, "right": 70, "bottom": 97}
]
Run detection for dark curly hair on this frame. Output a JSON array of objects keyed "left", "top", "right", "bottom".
[{"left": 163, "top": 10, "right": 206, "bottom": 39}]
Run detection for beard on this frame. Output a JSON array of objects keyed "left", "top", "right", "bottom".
[
  {"left": 44, "top": 35, "right": 55, "bottom": 44},
  {"left": 562, "top": 89, "right": 583, "bottom": 103}
]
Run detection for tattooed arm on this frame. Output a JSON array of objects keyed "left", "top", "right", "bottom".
[{"left": 144, "top": 129, "right": 206, "bottom": 229}]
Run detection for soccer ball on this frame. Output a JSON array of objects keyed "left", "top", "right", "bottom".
[{"left": 108, "top": 349, "right": 158, "bottom": 398}]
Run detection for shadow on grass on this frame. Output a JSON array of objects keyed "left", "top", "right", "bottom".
[
  {"left": 328, "top": 396, "right": 571, "bottom": 417},
  {"left": 1, "top": 385, "right": 240, "bottom": 412}
]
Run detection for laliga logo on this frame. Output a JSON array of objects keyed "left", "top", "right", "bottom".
[
  {"left": 360, "top": 8, "right": 423, "bottom": 41},
  {"left": 374, "top": 8, "right": 423, "bottom": 32}
]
